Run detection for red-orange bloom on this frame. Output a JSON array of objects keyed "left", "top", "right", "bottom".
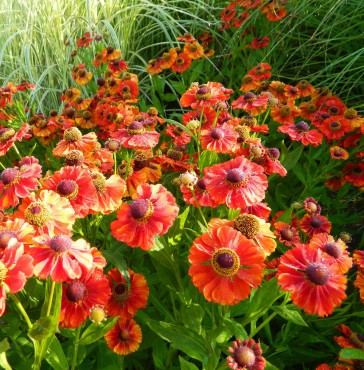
[
  {"left": 227, "top": 338, "right": 266, "bottom": 370},
  {"left": 101, "top": 47, "right": 121, "bottom": 63},
  {"left": 159, "top": 48, "right": 178, "bottom": 70},
  {"left": 15, "top": 190, "right": 76, "bottom": 237},
  {"left": 108, "top": 59, "right": 129, "bottom": 76},
  {"left": 180, "top": 177, "right": 220, "bottom": 208},
  {"left": 111, "top": 183, "right": 179, "bottom": 250},
  {"left": 319, "top": 116, "right": 352, "bottom": 140},
  {"left": 146, "top": 58, "right": 164, "bottom": 75},
  {"left": 248, "top": 63, "right": 272, "bottom": 81},
  {"left": 200, "top": 122, "right": 239, "bottom": 153},
  {"left": 277, "top": 244, "right": 347, "bottom": 317},
  {"left": 309, "top": 233, "right": 352, "bottom": 274},
  {"left": 184, "top": 42, "right": 204, "bottom": 59},
  {"left": 300, "top": 214, "right": 332, "bottom": 237},
  {"left": 204, "top": 156, "right": 268, "bottom": 209},
  {"left": 0, "top": 218, "right": 35, "bottom": 253},
  {"left": 106, "top": 268, "right": 149, "bottom": 319},
  {"left": 77, "top": 32, "right": 94, "bottom": 47},
  {"left": 329, "top": 146, "right": 349, "bottom": 160},
  {"left": 104, "top": 318, "right": 142, "bottom": 355},
  {"left": 170, "top": 52, "right": 192, "bottom": 73},
  {"left": 277, "top": 121, "right": 323, "bottom": 147},
  {"left": 354, "top": 270, "right": 364, "bottom": 304},
  {"left": 343, "top": 163, "right": 364, "bottom": 187},
  {"left": 239, "top": 74, "right": 260, "bottom": 93},
  {"left": 0, "top": 239, "right": 34, "bottom": 316},
  {"left": 0, "top": 123, "right": 30, "bottom": 156},
  {"left": 271, "top": 103, "right": 301, "bottom": 124},
  {"left": 251, "top": 36, "right": 270, "bottom": 50},
  {"left": 231, "top": 92, "right": 269, "bottom": 116},
  {"left": 28, "top": 234, "right": 93, "bottom": 282},
  {"left": 188, "top": 226, "right": 265, "bottom": 305},
  {"left": 0, "top": 156, "right": 42, "bottom": 209},
  {"left": 274, "top": 221, "right": 301, "bottom": 247},
  {"left": 41, "top": 166, "right": 97, "bottom": 218},
  {"left": 265, "top": 4, "right": 287, "bottom": 22},
  {"left": 59, "top": 268, "right": 111, "bottom": 328}
]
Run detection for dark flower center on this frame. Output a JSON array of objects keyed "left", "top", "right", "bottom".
[
  {"left": 295, "top": 121, "right": 310, "bottom": 132},
  {"left": 1, "top": 168, "right": 18, "bottom": 185},
  {"left": 127, "top": 121, "right": 145, "bottom": 135},
  {"left": 329, "top": 121, "right": 341, "bottom": 130},
  {"left": 280, "top": 106, "right": 291, "bottom": 116},
  {"left": 57, "top": 180, "right": 79, "bottom": 199},
  {"left": 268, "top": 148, "right": 280, "bottom": 159},
  {"left": 0, "top": 231, "right": 17, "bottom": 249},
  {"left": 234, "top": 346, "right": 256, "bottom": 367},
  {"left": 196, "top": 178, "right": 207, "bottom": 191},
  {"left": 244, "top": 92, "right": 256, "bottom": 102},
  {"left": 167, "top": 148, "right": 183, "bottom": 160},
  {"left": 310, "top": 217, "right": 322, "bottom": 228},
  {"left": 324, "top": 242, "right": 342, "bottom": 258},
  {"left": 216, "top": 253, "right": 234, "bottom": 268},
  {"left": 120, "top": 328, "right": 130, "bottom": 341},
  {"left": 195, "top": 85, "right": 212, "bottom": 100},
  {"left": 226, "top": 169, "right": 246, "bottom": 184},
  {"left": 211, "top": 248, "right": 240, "bottom": 277},
  {"left": 0, "top": 128, "right": 16, "bottom": 143},
  {"left": 306, "top": 263, "right": 330, "bottom": 285},
  {"left": 333, "top": 149, "right": 344, "bottom": 157},
  {"left": 280, "top": 228, "right": 293, "bottom": 241},
  {"left": 328, "top": 106, "right": 339, "bottom": 115},
  {"left": 49, "top": 235, "right": 73, "bottom": 252},
  {"left": 66, "top": 281, "right": 87, "bottom": 302},
  {"left": 65, "top": 150, "right": 84, "bottom": 166},
  {"left": 210, "top": 128, "right": 224, "bottom": 140},
  {"left": 113, "top": 282, "right": 129, "bottom": 303},
  {"left": 130, "top": 199, "right": 154, "bottom": 220}
]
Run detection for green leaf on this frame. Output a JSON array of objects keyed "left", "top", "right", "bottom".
[
  {"left": 272, "top": 306, "right": 308, "bottom": 327},
  {"left": 0, "top": 339, "right": 9, "bottom": 354},
  {"left": 207, "top": 318, "right": 247, "bottom": 344},
  {"left": 180, "top": 303, "right": 204, "bottom": 333},
  {"left": 78, "top": 318, "right": 118, "bottom": 345},
  {"left": 179, "top": 356, "right": 200, "bottom": 370},
  {"left": 146, "top": 319, "right": 209, "bottom": 362},
  {"left": 170, "top": 80, "right": 188, "bottom": 95},
  {"left": 282, "top": 145, "right": 304, "bottom": 171},
  {"left": 265, "top": 360, "right": 280, "bottom": 370},
  {"left": 340, "top": 348, "right": 364, "bottom": 360},
  {"left": 161, "top": 93, "right": 177, "bottom": 102},
  {"left": 167, "top": 206, "right": 190, "bottom": 246},
  {"left": 102, "top": 250, "right": 129, "bottom": 283},
  {"left": 44, "top": 337, "right": 69, "bottom": 370},
  {"left": 28, "top": 316, "right": 58, "bottom": 341}
]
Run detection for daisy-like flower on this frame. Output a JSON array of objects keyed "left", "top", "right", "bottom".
[
  {"left": 0, "top": 239, "right": 34, "bottom": 316},
  {"left": 14, "top": 190, "right": 76, "bottom": 237},
  {"left": 204, "top": 156, "right": 268, "bottom": 209},
  {"left": 343, "top": 163, "right": 364, "bottom": 187},
  {"left": 111, "top": 183, "right": 179, "bottom": 250},
  {"left": 89, "top": 172, "right": 126, "bottom": 214},
  {"left": 146, "top": 58, "right": 164, "bottom": 75},
  {"left": 239, "top": 74, "right": 260, "bottom": 93},
  {"left": 104, "top": 318, "right": 142, "bottom": 355},
  {"left": 0, "top": 123, "right": 30, "bottom": 156},
  {"left": 329, "top": 146, "right": 349, "bottom": 160},
  {"left": 354, "top": 270, "right": 364, "bottom": 304},
  {"left": 59, "top": 268, "right": 111, "bottom": 328},
  {"left": 0, "top": 156, "right": 42, "bottom": 209},
  {"left": 302, "top": 197, "right": 321, "bottom": 215},
  {"left": 0, "top": 218, "right": 35, "bottom": 253},
  {"left": 180, "top": 177, "right": 220, "bottom": 208},
  {"left": 74, "top": 67, "right": 93, "bottom": 86},
  {"left": 251, "top": 36, "right": 270, "bottom": 50},
  {"left": 183, "top": 41, "right": 204, "bottom": 60},
  {"left": 248, "top": 63, "right": 272, "bottom": 81},
  {"left": 309, "top": 233, "right": 352, "bottom": 274},
  {"left": 227, "top": 338, "right": 266, "bottom": 370},
  {"left": 231, "top": 92, "right": 269, "bottom": 116},
  {"left": 106, "top": 268, "right": 149, "bottom": 319},
  {"left": 180, "top": 82, "right": 230, "bottom": 109},
  {"left": 41, "top": 166, "right": 97, "bottom": 218},
  {"left": 200, "top": 122, "right": 239, "bottom": 153},
  {"left": 170, "top": 52, "right": 192, "bottom": 73},
  {"left": 319, "top": 116, "right": 352, "bottom": 140},
  {"left": 159, "top": 48, "right": 178, "bottom": 70},
  {"left": 111, "top": 121, "right": 160, "bottom": 149},
  {"left": 28, "top": 234, "right": 93, "bottom": 282},
  {"left": 53, "top": 128, "right": 98, "bottom": 157},
  {"left": 277, "top": 244, "right": 347, "bottom": 317},
  {"left": 277, "top": 121, "right": 323, "bottom": 147},
  {"left": 101, "top": 46, "right": 121, "bottom": 63},
  {"left": 300, "top": 214, "right": 332, "bottom": 237},
  {"left": 274, "top": 222, "right": 301, "bottom": 247},
  {"left": 270, "top": 103, "right": 301, "bottom": 124},
  {"left": 188, "top": 226, "right": 265, "bottom": 305}
]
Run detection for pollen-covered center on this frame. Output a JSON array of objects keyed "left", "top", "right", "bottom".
[
  {"left": 234, "top": 214, "right": 260, "bottom": 239},
  {"left": 113, "top": 282, "right": 130, "bottom": 303},
  {"left": 226, "top": 168, "right": 247, "bottom": 185},
  {"left": 1, "top": 168, "right": 19, "bottom": 185},
  {"left": 210, "top": 127, "right": 225, "bottom": 140},
  {"left": 244, "top": 92, "right": 256, "bottom": 102},
  {"left": 57, "top": 180, "right": 79, "bottom": 200},
  {"left": 167, "top": 148, "right": 183, "bottom": 160},
  {"left": 234, "top": 346, "right": 256, "bottom": 368},
  {"left": 329, "top": 121, "right": 341, "bottom": 131},
  {"left": 65, "top": 150, "right": 84, "bottom": 166},
  {"left": 324, "top": 242, "right": 342, "bottom": 258},
  {"left": 280, "top": 228, "right": 293, "bottom": 241},
  {"left": 63, "top": 127, "right": 82, "bottom": 142},
  {"left": 0, "top": 128, "right": 16, "bottom": 143},
  {"left": 211, "top": 248, "right": 240, "bottom": 277},
  {"left": 66, "top": 281, "right": 87, "bottom": 302},
  {"left": 0, "top": 261, "right": 8, "bottom": 283},
  {"left": 295, "top": 121, "right": 310, "bottom": 132},
  {"left": 89, "top": 305, "right": 107, "bottom": 324},
  {"left": 120, "top": 328, "right": 130, "bottom": 341},
  {"left": 91, "top": 172, "right": 106, "bottom": 193},
  {"left": 49, "top": 235, "right": 73, "bottom": 253},
  {"left": 306, "top": 263, "right": 330, "bottom": 285},
  {"left": 130, "top": 199, "right": 154, "bottom": 220},
  {"left": 24, "top": 202, "right": 51, "bottom": 227},
  {"left": 127, "top": 121, "right": 145, "bottom": 135},
  {"left": 195, "top": 85, "right": 212, "bottom": 101},
  {"left": 0, "top": 231, "right": 17, "bottom": 249}
]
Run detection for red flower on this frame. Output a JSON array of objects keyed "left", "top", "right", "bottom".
[
  {"left": 41, "top": 166, "right": 97, "bottom": 218},
  {"left": 0, "top": 156, "right": 42, "bottom": 209},
  {"left": 204, "top": 156, "right": 268, "bottom": 209},
  {"left": 329, "top": 146, "right": 349, "bottom": 160},
  {"left": 104, "top": 318, "right": 142, "bottom": 355},
  {"left": 274, "top": 222, "right": 301, "bottom": 247},
  {"left": 277, "top": 244, "right": 347, "bottom": 317},
  {"left": 0, "top": 124, "right": 30, "bottom": 156},
  {"left": 251, "top": 36, "right": 270, "bottom": 50},
  {"left": 0, "top": 239, "right": 34, "bottom": 316},
  {"left": 59, "top": 268, "right": 111, "bottom": 328},
  {"left": 180, "top": 82, "right": 231, "bottom": 109},
  {"left": 28, "top": 234, "right": 93, "bottom": 282},
  {"left": 164, "top": 124, "right": 192, "bottom": 146},
  {"left": 248, "top": 63, "right": 272, "bottom": 81},
  {"left": 15, "top": 190, "right": 76, "bottom": 237},
  {"left": 170, "top": 52, "right": 192, "bottom": 73},
  {"left": 180, "top": 177, "right": 220, "bottom": 208},
  {"left": 309, "top": 233, "right": 352, "bottom": 274},
  {"left": 188, "top": 226, "right": 265, "bottom": 305},
  {"left": 200, "top": 122, "right": 239, "bottom": 153},
  {"left": 277, "top": 121, "right": 323, "bottom": 147},
  {"left": 106, "top": 268, "right": 149, "bottom": 319},
  {"left": 77, "top": 32, "right": 94, "bottom": 47},
  {"left": 343, "top": 163, "right": 364, "bottom": 187},
  {"left": 319, "top": 116, "right": 352, "bottom": 140},
  {"left": 231, "top": 92, "right": 269, "bottom": 116},
  {"left": 227, "top": 338, "right": 266, "bottom": 370},
  {"left": 300, "top": 214, "right": 332, "bottom": 237},
  {"left": 110, "top": 184, "right": 179, "bottom": 250}
]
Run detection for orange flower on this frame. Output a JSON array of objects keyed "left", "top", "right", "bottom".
[
  {"left": 104, "top": 318, "right": 142, "bottom": 355},
  {"left": 170, "top": 52, "right": 192, "bottom": 73},
  {"left": 184, "top": 41, "right": 204, "bottom": 59},
  {"left": 110, "top": 183, "right": 179, "bottom": 250},
  {"left": 74, "top": 69, "right": 93, "bottom": 86},
  {"left": 0, "top": 123, "right": 30, "bottom": 156},
  {"left": 296, "top": 80, "right": 315, "bottom": 97},
  {"left": 239, "top": 75, "right": 260, "bottom": 93},
  {"left": 330, "top": 146, "right": 349, "bottom": 160},
  {"left": 274, "top": 221, "right": 301, "bottom": 247},
  {"left": 108, "top": 59, "right": 128, "bottom": 76},
  {"left": 106, "top": 268, "right": 149, "bottom": 319},
  {"left": 15, "top": 190, "right": 76, "bottom": 237},
  {"left": 270, "top": 103, "right": 301, "bottom": 124},
  {"left": 146, "top": 58, "right": 164, "bottom": 75},
  {"left": 231, "top": 92, "right": 269, "bottom": 116},
  {"left": 300, "top": 214, "right": 332, "bottom": 237},
  {"left": 319, "top": 116, "right": 352, "bottom": 140},
  {"left": 188, "top": 226, "right": 265, "bottom": 305},
  {"left": 61, "top": 88, "right": 81, "bottom": 104},
  {"left": 101, "top": 46, "right": 121, "bottom": 63},
  {"left": 343, "top": 163, "right": 364, "bottom": 187}
]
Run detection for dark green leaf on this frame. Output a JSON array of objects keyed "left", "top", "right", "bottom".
[
  {"left": 44, "top": 337, "right": 69, "bottom": 370},
  {"left": 78, "top": 318, "right": 118, "bottom": 345},
  {"left": 179, "top": 356, "right": 200, "bottom": 370},
  {"left": 170, "top": 80, "right": 188, "bottom": 95},
  {"left": 282, "top": 145, "right": 304, "bottom": 171},
  {"left": 28, "top": 316, "right": 58, "bottom": 341},
  {"left": 272, "top": 306, "right": 308, "bottom": 327}
]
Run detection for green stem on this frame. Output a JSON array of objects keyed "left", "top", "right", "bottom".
[
  {"left": 8, "top": 293, "right": 32, "bottom": 329},
  {"left": 191, "top": 188, "right": 209, "bottom": 228},
  {"left": 249, "top": 311, "right": 277, "bottom": 338},
  {"left": 113, "top": 152, "right": 117, "bottom": 174},
  {"left": 46, "top": 280, "right": 56, "bottom": 317},
  {"left": 12, "top": 143, "right": 23, "bottom": 160},
  {"left": 71, "top": 326, "right": 82, "bottom": 370},
  {"left": 165, "top": 344, "right": 174, "bottom": 368}
]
